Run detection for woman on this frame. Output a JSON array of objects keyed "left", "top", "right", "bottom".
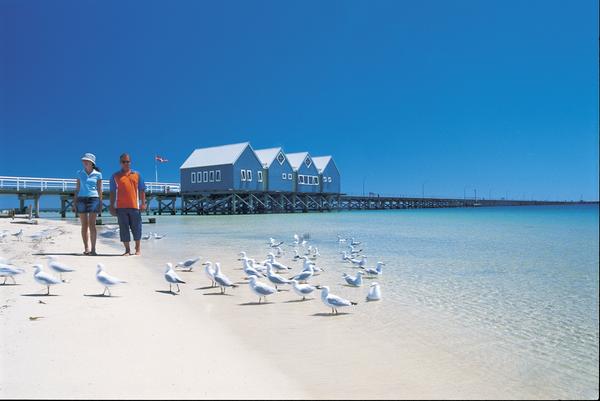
[{"left": 73, "top": 153, "right": 103, "bottom": 255}]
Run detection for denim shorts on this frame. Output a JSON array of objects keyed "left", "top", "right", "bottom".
[{"left": 76, "top": 197, "right": 100, "bottom": 213}]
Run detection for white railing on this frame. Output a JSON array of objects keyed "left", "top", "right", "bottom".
[{"left": 0, "top": 176, "right": 180, "bottom": 194}]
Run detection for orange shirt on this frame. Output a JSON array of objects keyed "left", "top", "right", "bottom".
[{"left": 110, "top": 170, "right": 145, "bottom": 209}]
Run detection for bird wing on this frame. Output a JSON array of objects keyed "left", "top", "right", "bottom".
[{"left": 327, "top": 294, "right": 351, "bottom": 307}]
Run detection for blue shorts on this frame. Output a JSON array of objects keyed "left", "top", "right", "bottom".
[
  {"left": 116, "top": 208, "right": 142, "bottom": 242},
  {"left": 77, "top": 197, "right": 100, "bottom": 214}
]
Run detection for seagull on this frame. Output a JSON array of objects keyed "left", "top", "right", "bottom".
[
  {"left": 350, "top": 238, "right": 361, "bottom": 246},
  {"left": 45, "top": 256, "right": 76, "bottom": 282},
  {"left": 337, "top": 235, "right": 347, "bottom": 243},
  {"left": 268, "top": 237, "right": 284, "bottom": 248},
  {"left": 11, "top": 229, "right": 23, "bottom": 241},
  {"left": 343, "top": 271, "right": 364, "bottom": 287},
  {"left": 213, "top": 263, "right": 238, "bottom": 294},
  {"left": 153, "top": 233, "right": 165, "bottom": 239},
  {"left": 164, "top": 263, "right": 186, "bottom": 293},
  {"left": 364, "top": 262, "right": 385, "bottom": 276},
  {"left": 247, "top": 275, "right": 276, "bottom": 303},
  {"left": 141, "top": 233, "right": 151, "bottom": 240},
  {"left": 348, "top": 245, "right": 363, "bottom": 255},
  {"left": 242, "top": 259, "right": 265, "bottom": 278},
  {"left": 96, "top": 264, "right": 127, "bottom": 296},
  {"left": 265, "top": 263, "right": 292, "bottom": 290},
  {"left": 99, "top": 227, "right": 119, "bottom": 238},
  {"left": 309, "top": 247, "right": 320, "bottom": 260},
  {"left": 0, "top": 263, "right": 25, "bottom": 284},
  {"left": 290, "top": 264, "right": 314, "bottom": 283},
  {"left": 32, "top": 264, "right": 61, "bottom": 295},
  {"left": 0, "top": 231, "right": 8, "bottom": 242},
  {"left": 301, "top": 257, "right": 323, "bottom": 272},
  {"left": 349, "top": 255, "right": 367, "bottom": 268},
  {"left": 366, "top": 282, "right": 382, "bottom": 301},
  {"left": 292, "top": 250, "right": 301, "bottom": 261},
  {"left": 238, "top": 251, "right": 250, "bottom": 261},
  {"left": 274, "top": 246, "right": 283, "bottom": 257},
  {"left": 266, "top": 254, "right": 291, "bottom": 272},
  {"left": 250, "top": 259, "right": 267, "bottom": 272},
  {"left": 176, "top": 257, "right": 201, "bottom": 271},
  {"left": 290, "top": 279, "right": 317, "bottom": 301},
  {"left": 293, "top": 234, "right": 300, "bottom": 245},
  {"left": 203, "top": 261, "right": 217, "bottom": 287},
  {"left": 341, "top": 251, "right": 351, "bottom": 261},
  {"left": 320, "top": 286, "right": 357, "bottom": 314}
]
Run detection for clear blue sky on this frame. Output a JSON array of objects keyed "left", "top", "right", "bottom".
[{"left": 1, "top": 0, "right": 598, "bottom": 204}]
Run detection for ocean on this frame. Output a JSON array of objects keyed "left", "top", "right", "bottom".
[{"left": 93, "top": 205, "right": 599, "bottom": 398}]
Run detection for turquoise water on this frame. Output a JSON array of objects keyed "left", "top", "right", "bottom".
[{"left": 95, "top": 205, "right": 598, "bottom": 397}]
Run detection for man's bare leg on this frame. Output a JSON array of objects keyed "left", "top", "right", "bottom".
[
  {"left": 122, "top": 242, "right": 131, "bottom": 256},
  {"left": 134, "top": 240, "right": 141, "bottom": 256}
]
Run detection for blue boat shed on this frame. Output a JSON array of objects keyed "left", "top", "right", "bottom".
[
  {"left": 286, "top": 152, "right": 320, "bottom": 193},
  {"left": 254, "top": 147, "right": 294, "bottom": 192},
  {"left": 180, "top": 142, "right": 264, "bottom": 193},
  {"left": 313, "top": 156, "right": 341, "bottom": 194}
]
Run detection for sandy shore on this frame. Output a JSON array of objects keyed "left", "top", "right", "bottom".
[{"left": 1, "top": 217, "right": 545, "bottom": 399}]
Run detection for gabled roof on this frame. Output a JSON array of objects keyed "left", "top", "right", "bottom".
[
  {"left": 254, "top": 147, "right": 284, "bottom": 167},
  {"left": 312, "top": 156, "right": 333, "bottom": 173},
  {"left": 286, "top": 152, "right": 313, "bottom": 171},
  {"left": 180, "top": 142, "right": 251, "bottom": 169}
]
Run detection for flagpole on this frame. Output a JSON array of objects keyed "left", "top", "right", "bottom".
[{"left": 155, "top": 154, "right": 158, "bottom": 183}]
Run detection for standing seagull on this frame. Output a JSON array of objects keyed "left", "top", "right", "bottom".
[
  {"left": 366, "top": 282, "right": 382, "bottom": 301},
  {"left": 203, "top": 261, "right": 217, "bottom": 287},
  {"left": 32, "top": 264, "right": 61, "bottom": 295},
  {"left": 247, "top": 275, "right": 276, "bottom": 303},
  {"left": 213, "top": 263, "right": 238, "bottom": 294},
  {"left": 45, "top": 256, "right": 76, "bottom": 282},
  {"left": 95, "top": 264, "right": 127, "bottom": 296},
  {"left": 364, "top": 262, "right": 385, "bottom": 276},
  {"left": 290, "top": 279, "right": 317, "bottom": 301},
  {"left": 265, "top": 263, "right": 292, "bottom": 290},
  {"left": 320, "top": 286, "right": 357, "bottom": 315},
  {"left": 0, "top": 263, "right": 25, "bottom": 284},
  {"left": 176, "top": 257, "right": 201, "bottom": 272},
  {"left": 290, "top": 264, "right": 314, "bottom": 283},
  {"left": 164, "top": 263, "right": 186, "bottom": 293},
  {"left": 343, "top": 271, "right": 365, "bottom": 287},
  {"left": 11, "top": 229, "right": 23, "bottom": 241}
]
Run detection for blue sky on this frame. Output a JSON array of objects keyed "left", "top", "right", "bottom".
[{"left": 1, "top": 0, "right": 598, "bottom": 206}]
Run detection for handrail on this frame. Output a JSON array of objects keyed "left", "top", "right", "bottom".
[{"left": 0, "top": 175, "right": 180, "bottom": 194}]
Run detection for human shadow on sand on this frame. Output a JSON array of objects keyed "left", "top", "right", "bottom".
[{"left": 32, "top": 252, "right": 124, "bottom": 257}]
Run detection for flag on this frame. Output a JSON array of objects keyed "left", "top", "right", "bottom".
[{"left": 155, "top": 155, "right": 168, "bottom": 163}]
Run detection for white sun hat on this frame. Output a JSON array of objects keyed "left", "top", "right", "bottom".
[{"left": 81, "top": 153, "right": 96, "bottom": 164}]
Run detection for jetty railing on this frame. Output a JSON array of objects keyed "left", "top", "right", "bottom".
[{"left": 0, "top": 176, "right": 180, "bottom": 194}]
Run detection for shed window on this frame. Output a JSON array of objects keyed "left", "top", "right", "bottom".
[
  {"left": 191, "top": 172, "right": 196, "bottom": 183},
  {"left": 287, "top": 173, "right": 292, "bottom": 180},
  {"left": 216, "top": 170, "right": 221, "bottom": 182},
  {"left": 241, "top": 170, "right": 246, "bottom": 181},
  {"left": 257, "top": 171, "right": 263, "bottom": 182},
  {"left": 209, "top": 171, "right": 215, "bottom": 182},
  {"left": 315, "top": 176, "right": 319, "bottom": 185},
  {"left": 247, "top": 170, "right": 252, "bottom": 181},
  {"left": 299, "top": 175, "right": 305, "bottom": 184},
  {"left": 304, "top": 157, "right": 312, "bottom": 168},
  {"left": 198, "top": 171, "right": 203, "bottom": 183},
  {"left": 203, "top": 171, "right": 208, "bottom": 182},
  {"left": 328, "top": 177, "right": 332, "bottom": 183},
  {"left": 282, "top": 173, "right": 286, "bottom": 180}
]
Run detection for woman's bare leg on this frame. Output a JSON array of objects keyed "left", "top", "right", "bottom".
[
  {"left": 88, "top": 213, "right": 98, "bottom": 254},
  {"left": 79, "top": 213, "right": 90, "bottom": 254}
]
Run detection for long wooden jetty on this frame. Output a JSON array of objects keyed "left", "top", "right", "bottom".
[{"left": 0, "top": 176, "right": 595, "bottom": 217}]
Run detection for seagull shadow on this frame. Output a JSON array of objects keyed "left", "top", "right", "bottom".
[
  {"left": 155, "top": 290, "right": 178, "bottom": 296},
  {"left": 195, "top": 286, "right": 217, "bottom": 290},
  {"left": 342, "top": 284, "right": 361, "bottom": 288},
  {"left": 283, "top": 298, "right": 313, "bottom": 303},
  {"left": 84, "top": 294, "right": 121, "bottom": 298},
  {"left": 312, "top": 312, "right": 351, "bottom": 317},
  {"left": 204, "top": 292, "right": 233, "bottom": 296},
  {"left": 238, "top": 301, "right": 273, "bottom": 306},
  {"left": 234, "top": 281, "right": 249, "bottom": 285},
  {"left": 21, "top": 293, "right": 59, "bottom": 297},
  {"left": 0, "top": 283, "right": 21, "bottom": 286}
]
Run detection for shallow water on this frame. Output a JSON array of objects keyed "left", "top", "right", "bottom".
[{"left": 91, "top": 205, "right": 598, "bottom": 398}]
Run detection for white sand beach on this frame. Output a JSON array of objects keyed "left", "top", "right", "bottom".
[{"left": 0, "top": 217, "right": 553, "bottom": 399}]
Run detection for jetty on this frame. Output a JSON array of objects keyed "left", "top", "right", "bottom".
[{"left": 0, "top": 176, "right": 594, "bottom": 218}]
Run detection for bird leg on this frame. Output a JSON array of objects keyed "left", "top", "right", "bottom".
[
  {"left": 46, "top": 286, "right": 50, "bottom": 295},
  {"left": 2, "top": 277, "right": 6, "bottom": 285},
  {"left": 176, "top": 284, "right": 180, "bottom": 293},
  {"left": 11, "top": 276, "right": 16, "bottom": 285}
]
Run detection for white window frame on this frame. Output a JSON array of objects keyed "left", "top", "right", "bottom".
[
  {"left": 203, "top": 171, "right": 208, "bottom": 182},
  {"left": 241, "top": 170, "right": 246, "bottom": 181},
  {"left": 198, "top": 171, "right": 203, "bottom": 183},
  {"left": 299, "top": 175, "right": 305, "bottom": 184},
  {"left": 277, "top": 152, "right": 285, "bottom": 165},
  {"left": 328, "top": 177, "right": 332, "bottom": 183},
  {"left": 209, "top": 171, "right": 215, "bottom": 182},
  {"left": 281, "top": 172, "right": 286, "bottom": 180},
  {"left": 247, "top": 170, "right": 252, "bottom": 181},
  {"left": 257, "top": 171, "right": 263, "bottom": 182},
  {"left": 287, "top": 173, "right": 292, "bottom": 180},
  {"left": 216, "top": 170, "right": 221, "bottom": 182},
  {"left": 191, "top": 172, "right": 196, "bottom": 183}
]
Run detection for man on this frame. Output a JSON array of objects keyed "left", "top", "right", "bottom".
[{"left": 109, "top": 153, "right": 146, "bottom": 255}]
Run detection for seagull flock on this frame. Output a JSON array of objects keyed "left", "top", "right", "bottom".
[{"left": 1, "top": 229, "right": 384, "bottom": 315}]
